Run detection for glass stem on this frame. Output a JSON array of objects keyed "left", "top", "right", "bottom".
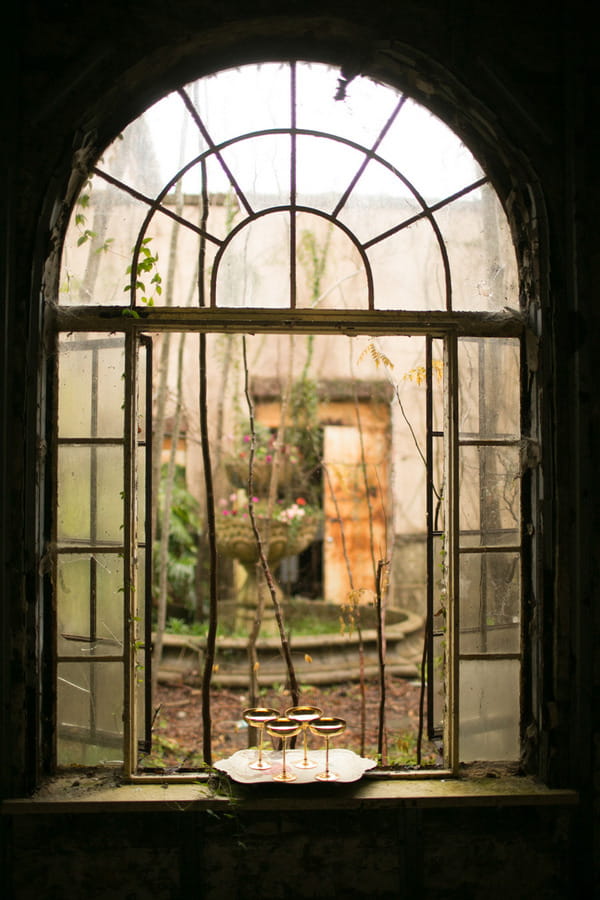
[{"left": 257, "top": 726, "right": 264, "bottom": 765}]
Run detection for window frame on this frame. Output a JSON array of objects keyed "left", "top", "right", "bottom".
[
  {"left": 51, "top": 304, "right": 525, "bottom": 781},
  {"left": 48, "top": 58, "right": 530, "bottom": 782}
]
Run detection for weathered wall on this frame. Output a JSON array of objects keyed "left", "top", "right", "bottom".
[
  {"left": 2, "top": 1, "right": 598, "bottom": 897},
  {"left": 5, "top": 805, "right": 576, "bottom": 899}
]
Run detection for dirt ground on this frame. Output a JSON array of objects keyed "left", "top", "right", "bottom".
[{"left": 143, "top": 674, "right": 440, "bottom": 769}]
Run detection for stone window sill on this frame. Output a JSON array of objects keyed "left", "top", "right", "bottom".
[{"left": 2, "top": 773, "right": 578, "bottom": 815}]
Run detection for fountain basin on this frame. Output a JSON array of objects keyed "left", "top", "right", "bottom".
[{"left": 157, "top": 601, "right": 424, "bottom": 686}]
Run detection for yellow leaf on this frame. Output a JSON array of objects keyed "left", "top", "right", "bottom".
[{"left": 304, "top": 654, "right": 313, "bottom": 664}]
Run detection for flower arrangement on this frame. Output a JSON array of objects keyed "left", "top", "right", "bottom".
[
  {"left": 223, "top": 425, "right": 305, "bottom": 492},
  {"left": 236, "top": 429, "right": 301, "bottom": 466},
  {"left": 218, "top": 491, "right": 312, "bottom": 525},
  {"left": 215, "top": 491, "right": 321, "bottom": 563}
]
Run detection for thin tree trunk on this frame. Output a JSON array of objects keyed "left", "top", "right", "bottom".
[
  {"left": 376, "top": 559, "right": 389, "bottom": 764},
  {"left": 150, "top": 176, "right": 185, "bottom": 546},
  {"left": 199, "top": 329, "right": 218, "bottom": 765},
  {"left": 194, "top": 159, "right": 219, "bottom": 765},
  {"left": 150, "top": 172, "right": 186, "bottom": 693},
  {"left": 152, "top": 332, "right": 186, "bottom": 696}
]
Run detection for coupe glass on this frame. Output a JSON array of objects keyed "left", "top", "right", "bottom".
[
  {"left": 265, "top": 715, "right": 303, "bottom": 782},
  {"left": 242, "top": 707, "right": 279, "bottom": 770},
  {"left": 309, "top": 716, "right": 347, "bottom": 781},
  {"left": 285, "top": 705, "right": 322, "bottom": 769}
]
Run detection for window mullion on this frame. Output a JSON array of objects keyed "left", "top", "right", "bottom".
[
  {"left": 123, "top": 331, "right": 139, "bottom": 777},
  {"left": 444, "top": 333, "right": 460, "bottom": 774},
  {"left": 140, "top": 336, "right": 154, "bottom": 753},
  {"left": 425, "top": 336, "right": 438, "bottom": 740},
  {"left": 290, "top": 61, "right": 297, "bottom": 310}
]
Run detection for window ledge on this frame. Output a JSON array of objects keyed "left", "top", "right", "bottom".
[{"left": 2, "top": 773, "right": 578, "bottom": 815}]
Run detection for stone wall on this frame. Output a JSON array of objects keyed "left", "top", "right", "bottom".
[{"left": 2, "top": 1, "right": 598, "bottom": 896}]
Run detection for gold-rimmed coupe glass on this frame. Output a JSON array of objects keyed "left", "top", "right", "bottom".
[
  {"left": 309, "top": 716, "right": 347, "bottom": 781},
  {"left": 285, "top": 705, "right": 322, "bottom": 769},
  {"left": 265, "top": 716, "right": 303, "bottom": 782},
  {"left": 242, "top": 707, "right": 279, "bottom": 770}
]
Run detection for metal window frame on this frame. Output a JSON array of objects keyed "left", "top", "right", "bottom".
[
  {"left": 52, "top": 333, "right": 153, "bottom": 768},
  {"left": 50, "top": 59, "right": 526, "bottom": 779},
  {"left": 51, "top": 307, "right": 523, "bottom": 781}
]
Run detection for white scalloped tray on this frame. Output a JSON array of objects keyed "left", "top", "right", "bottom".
[{"left": 214, "top": 747, "right": 376, "bottom": 784}]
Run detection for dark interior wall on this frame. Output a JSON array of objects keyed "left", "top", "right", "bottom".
[
  {"left": 1, "top": 1, "right": 597, "bottom": 896},
  {"left": 5, "top": 806, "right": 577, "bottom": 899}
]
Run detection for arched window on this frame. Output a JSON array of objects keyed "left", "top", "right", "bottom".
[{"left": 53, "top": 61, "right": 524, "bottom": 779}]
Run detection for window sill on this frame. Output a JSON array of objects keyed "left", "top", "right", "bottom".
[{"left": 2, "top": 772, "right": 578, "bottom": 815}]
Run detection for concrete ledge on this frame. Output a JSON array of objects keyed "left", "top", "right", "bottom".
[{"left": 2, "top": 774, "right": 578, "bottom": 815}]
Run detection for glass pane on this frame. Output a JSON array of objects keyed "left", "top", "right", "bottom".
[
  {"left": 58, "top": 335, "right": 124, "bottom": 438},
  {"left": 219, "top": 133, "right": 292, "bottom": 210},
  {"left": 385, "top": 336, "right": 429, "bottom": 534},
  {"left": 101, "top": 99, "right": 177, "bottom": 197},
  {"left": 137, "top": 340, "right": 148, "bottom": 436},
  {"left": 57, "top": 447, "right": 91, "bottom": 542},
  {"left": 57, "top": 661, "right": 124, "bottom": 765},
  {"left": 215, "top": 211, "right": 291, "bottom": 307},
  {"left": 57, "top": 553, "right": 124, "bottom": 657},
  {"left": 335, "top": 178, "right": 426, "bottom": 247},
  {"left": 431, "top": 338, "right": 444, "bottom": 433},
  {"left": 187, "top": 63, "right": 291, "bottom": 147},
  {"left": 459, "top": 552, "right": 521, "bottom": 653},
  {"left": 137, "top": 447, "right": 147, "bottom": 538},
  {"left": 56, "top": 555, "right": 90, "bottom": 651},
  {"left": 58, "top": 339, "right": 92, "bottom": 436},
  {"left": 60, "top": 174, "right": 157, "bottom": 307},
  {"left": 429, "top": 533, "right": 448, "bottom": 739},
  {"left": 459, "top": 658, "right": 520, "bottom": 761},
  {"left": 295, "top": 64, "right": 400, "bottom": 148},
  {"left": 295, "top": 212, "right": 368, "bottom": 310},
  {"left": 132, "top": 206, "right": 216, "bottom": 308},
  {"left": 135, "top": 546, "right": 148, "bottom": 749},
  {"left": 459, "top": 445, "right": 521, "bottom": 543},
  {"left": 377, "top": 98, "right": 485, "bottom": 204},
  {"left": 368, "top": 218, "right": 446, "bottom": 310},
  {"left": 436, "top": 182, "right": 519, "bottom": 312},
  {"left": 174, "top": 154, "right": 241, "bottom": 225},
  {"left": 458, "top": 338, "right": 520, "bottom": 440},
  {"left": 57, "top": 446, "right": 123, "bottom": 544},
  {"left": 431, "top": 632, "right": 446, "bottom": 735},
  {"left": 295, "top": 134, "right": 366, "bottom": 212}
]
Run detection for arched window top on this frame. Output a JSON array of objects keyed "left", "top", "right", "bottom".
[{"left": 60, "top": 61, "right": 518, "bottom": 313}]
